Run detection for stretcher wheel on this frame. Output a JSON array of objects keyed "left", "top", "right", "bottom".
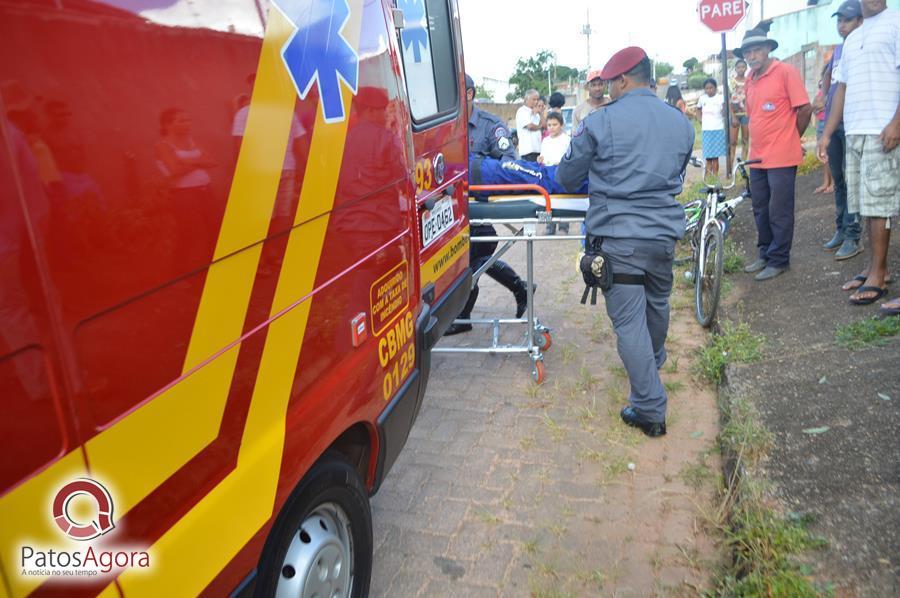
[
  {"left": 532, "top": 360, "right": 545, "bottom": 385},
  {"left": 536, "top": 331, "right": 552, "bottom": 351}
]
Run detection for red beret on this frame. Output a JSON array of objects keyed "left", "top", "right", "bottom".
[{"left": 599, "top": 46, "right": 648, "bottom": 80}]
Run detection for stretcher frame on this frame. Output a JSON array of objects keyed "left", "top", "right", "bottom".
[{"left": 432, "top": 184, "right": 586, "bottom": 384}]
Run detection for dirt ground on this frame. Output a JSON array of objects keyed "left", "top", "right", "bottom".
[
  {"left": 722, "top": 171, "right": 900, "bottom": 596},
  {"left": 369, "top": 218, "right": 724, "bottom": 596}
]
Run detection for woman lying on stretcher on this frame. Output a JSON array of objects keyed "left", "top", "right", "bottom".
[{"left": 468, "top": 157, "right": 588, "bottom": 196}]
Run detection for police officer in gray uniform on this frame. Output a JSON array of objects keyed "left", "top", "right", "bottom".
[
  {"left": 557, "top": 48, "right": 694, "bottom": 436},
  {"left": 445, "top": 75, "right": 530, "bottom": 335}
]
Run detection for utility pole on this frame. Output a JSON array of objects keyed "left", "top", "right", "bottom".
[{"left": 580, "top": 8, "right": 592, "bottom": 73}]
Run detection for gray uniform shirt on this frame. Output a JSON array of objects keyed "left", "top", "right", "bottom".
[
  {"left": 556, "top": 88, "right": 694, "bottom": 241},
  {"left": 469, "top": 106, "right": 516, "bottom": 161}
]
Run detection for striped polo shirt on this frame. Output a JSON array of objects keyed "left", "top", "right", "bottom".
[{"left": 833, "top": 9, "right": 900, "bottom": 136}]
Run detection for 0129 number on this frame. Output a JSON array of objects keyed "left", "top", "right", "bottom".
[{"left": 382, "top": 343, "right": 415, "bottom": 401}]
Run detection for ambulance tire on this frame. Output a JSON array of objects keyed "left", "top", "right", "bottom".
[{"left": 254, "top": 451, "right": 373, "bottom": 598}]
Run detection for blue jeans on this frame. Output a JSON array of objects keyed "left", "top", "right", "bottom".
[
  {"left": 826, "top": 124, "right": 861, "bottom": 241},
  {"left": 749, "top": 166, "right": 797, "bottom": 268}
]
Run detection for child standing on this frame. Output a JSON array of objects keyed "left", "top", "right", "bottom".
[
  {"left": 539, "top": 112, "right": 571, "bottom": 234},
  {"left": 694, "top": 78, "right": 726, "bottom": 179},
  {"left": 538, "top": 112, "right": 570, "bottom": 166}
]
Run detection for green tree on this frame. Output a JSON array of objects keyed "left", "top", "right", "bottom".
[
  {"left": 688, "top": 71, "right": 710, "bottom": 90},
  {"left": 507, "top": 50, "right": 583, "bottom": 101},
  {"left": 683, "top": 57, "right": 700, "bottom": 73},
  {"left": 653, "top": 61, "right": 674, "bottom": 79},
  {"left": 474, "top": 84, "right": 493, "bottom": 101}
]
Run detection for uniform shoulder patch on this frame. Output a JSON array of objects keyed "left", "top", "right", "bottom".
[
  {"left": 572, "top": 120, "right": 586, "bottom": 138},
  {"left": 494, "top": 126, "right": 509, "bottom": 139}
]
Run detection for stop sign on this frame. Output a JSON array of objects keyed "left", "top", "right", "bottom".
[{"left": 698, "top": 0, "right": 748, "bottom": 33}]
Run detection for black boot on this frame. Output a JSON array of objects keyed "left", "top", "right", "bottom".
[
  {"left": 487, "top": 260, "right": 534, "bottom": 318},
  {"left": 513, "top": 281, "right": 537, "bottom": 318},
  {"left": 444, "top": 285, "right": 477, "bottom": 336}
]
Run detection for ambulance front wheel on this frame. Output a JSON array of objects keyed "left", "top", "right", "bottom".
[{"left": 255, "top": 452, "right": 373, "bottom": 598}]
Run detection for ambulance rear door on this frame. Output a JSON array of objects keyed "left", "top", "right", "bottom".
[{"left": 393, "top": 0, "right": 470, "bottom": 342}]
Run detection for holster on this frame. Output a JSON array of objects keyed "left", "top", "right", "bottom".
[{"left": 578, "top": 235, "right": 646, "bottom": 305}]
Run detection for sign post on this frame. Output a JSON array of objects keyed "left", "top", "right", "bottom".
[{"left": 698, "top": 0, "right": 749, "bottom": 176}]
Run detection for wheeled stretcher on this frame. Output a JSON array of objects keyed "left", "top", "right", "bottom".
[{"left": 432, "top": 184, "right": 588, "bottom": 384}]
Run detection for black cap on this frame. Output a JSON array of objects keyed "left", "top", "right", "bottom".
[
  {"left": 464, "top": 74, "right": 475, "bottom": 91},
  {"left": 832, "top": 0, "right": 862, "bottom": 18}
]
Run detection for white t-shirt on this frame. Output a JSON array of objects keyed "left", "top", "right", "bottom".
[
  {"left": 833, "top": 9, "right": 900, "bottom": 135},
  {"left": 697, "top": 93, "right": 725, "bottom": 131},
  {"left": 539, "top": 133, "right": 571, "bottom": 166},
  {"left": 515, "top": 105, "right": 542, "bottom": 155}
]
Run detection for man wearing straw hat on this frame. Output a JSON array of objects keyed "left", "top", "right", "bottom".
[{"left": 736, "top": 25, "right": 812, "bottom": 282}]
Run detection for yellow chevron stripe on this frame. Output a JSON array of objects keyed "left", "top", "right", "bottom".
[
  {"left": 84, "top": 1, "right": 299, "bottom": 514},
  {"left": 0, "top": 10, "right": 298, "bottom": 597},
  {"left": 112, "top": 5, "right": 363, "bottom": 594}
]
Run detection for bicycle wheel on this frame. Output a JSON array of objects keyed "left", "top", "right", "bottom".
[{"left": 695, "top": 223, "right": 724, "bottom": 328}]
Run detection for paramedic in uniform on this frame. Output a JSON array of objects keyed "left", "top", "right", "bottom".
[
  {"left": 556, "top": 48, "right": 694, "bottom": 437},
  {"left": 445, "top": 75, "right": 531, "bottom": 335}
]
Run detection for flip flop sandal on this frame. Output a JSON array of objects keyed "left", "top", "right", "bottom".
[
  {"left": 843, "top": 274, "right": 894, "bottom": 291},
  {"left": 879, "top": 299, "right": 900, "bottom": 318},
  {"left": 880, "top": 306, "right": 900, "bottom": 317},
  {"left": 849, "top": 286, "right": 887, "bottom": 305}
]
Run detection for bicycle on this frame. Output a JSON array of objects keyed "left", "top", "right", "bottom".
[{"left": 682, "top": 158, "right": 760, "bottom": 327}]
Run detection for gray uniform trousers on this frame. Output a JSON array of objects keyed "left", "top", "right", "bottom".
[{"left": 600, "top": 237, "right": 675, "bottom": 423}]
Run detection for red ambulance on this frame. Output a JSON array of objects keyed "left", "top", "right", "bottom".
[{"left": 0, "top": 0, "right": 470, "bottom": 594}]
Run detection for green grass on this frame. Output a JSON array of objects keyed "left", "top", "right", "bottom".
[
  {"left": 717, "top": 497, "right": 827, "bottom": 597},
  {"left": 723, "top": 238, "right": 745, "bottom": 274},
  {"left": 797, "top": 150, "right": 822, "bottom": 176},
  {"left": 695, "top": 322, "right": 765, "bottom": 384},
  {"left": 835, "top": 315, "right": 900, "bottom": 350},
  {"left": 718, "top": 399, "right": 772, "bottom": 465},
  {"left": 677, "top": 179, "right": 707, "bottom": 205}
]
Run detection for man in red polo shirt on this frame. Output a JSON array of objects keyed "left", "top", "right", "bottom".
[{"left": 737, "top": 27, "right": 813, "bottom": 281}]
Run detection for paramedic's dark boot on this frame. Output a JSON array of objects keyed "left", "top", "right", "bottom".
[
  {"left": 445, "top": 285, "right": 477, "bottom": 336},
  {"left": 487, "top": 260, "right": 532, "bottom": 318},
  {"left": 513, "top": 281, "right": 537, "bottom": 319}
]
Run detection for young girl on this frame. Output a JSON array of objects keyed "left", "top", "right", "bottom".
[{"left": 694, "top": 78, "right": 726, "bottom": 179}]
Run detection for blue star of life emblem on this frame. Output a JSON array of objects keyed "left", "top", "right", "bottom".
[
  {"left": 272, "top": 0, "right": 359, "bottom": 123},
  {"left": 398, "top": 0, "right": 428, "bottom": 64}
]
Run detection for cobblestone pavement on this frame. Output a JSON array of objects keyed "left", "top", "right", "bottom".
[{"left": 371, "top": 228, "right": 721, "bottom": 596}]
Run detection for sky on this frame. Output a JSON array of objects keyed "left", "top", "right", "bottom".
[{"left": 458, "top": 0, "right": 812, "bottom": 82}]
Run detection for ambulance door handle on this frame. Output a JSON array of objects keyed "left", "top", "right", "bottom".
[{"left": 418, "top": 185, "right": 454, "bottom": 212}]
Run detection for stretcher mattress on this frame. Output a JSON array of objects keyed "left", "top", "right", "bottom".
[{"left": 469, "top": 195, "right": 588, "bottom": 220}]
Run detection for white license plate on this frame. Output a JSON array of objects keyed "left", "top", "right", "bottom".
[{"left": 421, "top": 197, "right": 455, "bottom": 249}]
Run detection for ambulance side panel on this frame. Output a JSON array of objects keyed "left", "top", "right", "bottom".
[{"left": 0, "top": 0, "right": 430, "bottom": 594}]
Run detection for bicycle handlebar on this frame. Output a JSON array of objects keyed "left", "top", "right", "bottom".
[{"left": 709, "top": 158, "right": 759, "bottom": 192}]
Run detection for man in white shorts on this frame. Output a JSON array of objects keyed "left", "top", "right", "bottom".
[{"left": 818, "top": 0, "right": 900, "bottom": 311}]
